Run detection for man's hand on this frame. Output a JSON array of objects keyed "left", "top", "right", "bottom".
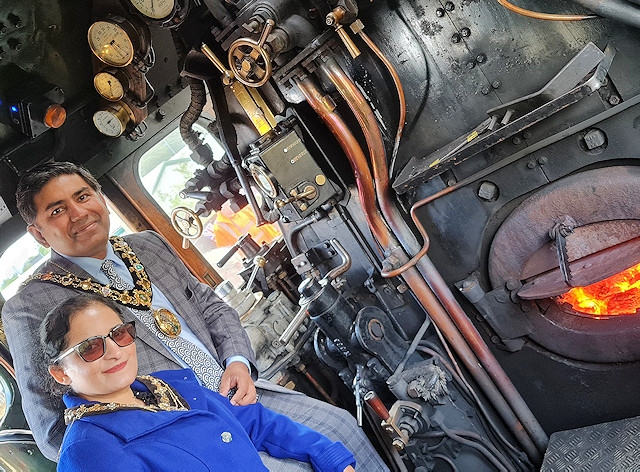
[
  {"left": 219, "top": 361, "right": 257, "bottom": 406},
  {"left": 343, "top": 466, "right": 355, "bottom": 472}
]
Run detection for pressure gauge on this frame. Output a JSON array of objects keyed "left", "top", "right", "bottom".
[
  {"left": 92, "top": 102, "right": 134, "bottom": 137},
  {"left": 93, "top": 69, "right": 128, "bottom": 101},
  {"left": 88, "top": 20, "right": 135, "bottom": 67},
  {"left": 249, "top": 163, "right": 278, "bottom": 198},
  {"left": 128, "top": 0, "right": 176, "bottom": 20}
]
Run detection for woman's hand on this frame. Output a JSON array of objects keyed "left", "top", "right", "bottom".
[
  {"left": 219, "top": 361, "right": 257, "bottom": 406},
  {"left": 343, "top": 466, "right": 355, "bottom": 472}
]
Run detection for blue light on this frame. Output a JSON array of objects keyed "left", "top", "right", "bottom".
[{"left": 10, "top": 105, "right": 18, "bottom": 113}]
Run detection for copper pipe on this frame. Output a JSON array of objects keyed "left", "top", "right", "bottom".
[
  {"left": 497, "top": 0, "right": 597, "bottom": 20},
  {"left": 294, "top": 76, "right": 391, "bottom": 247},
  {"left": 352, "top": 21, "right": 406, "bottom": 163},
  {"left": 317, "top": 58, "right": 543, "bottom": 462}
]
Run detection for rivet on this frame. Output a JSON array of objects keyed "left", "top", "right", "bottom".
[
  {"left": 460, "top": 27, "right": 471, "bottom": 37},
  {"left": 476, "top": 53, "right": 487, "bottom": 63},
  {"left": 526, "top": 160, "right": 535, "bottom": 169},
  {"left": 451, "top": 33, "right": 461, "bottom": 43},
  {"left": 481, "top": 86, "right": 490, "bottom": 95},
  {"left": 538, "top": 156, "right": 548, "bottom": 165},
  {"left": 491, "top": 80, "right": 501, "bottom": 89},
  {"left": 444, "top": 2, "right": 455, "bottom": 11},
  {"left": 436, "top": 8, "right": 445, "bottom": 17},
  {"left": 512, "top": 137, "right": 522, "bottom": 145},
  {"left": 466, "top": 60, "right": 476, "bottom": 69}
]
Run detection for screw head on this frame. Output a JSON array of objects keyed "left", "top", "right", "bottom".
[
  {"left": 513, "top": 137, "right": 522, "bottom": 145},
  {"left": 466, "top": 60, "right": 476, "bottom": 69},
  {"left": 492, "top": 80, "right": 501, "bottom": 89},
  {"left": 451, "top": 33, "right": 461, "bottom": 43},
  {"left": 527, "top": 160, "right": 536, "bottom": 169},
  {"left": 460, "top": 27, "right": 471, "bottom": 37},
  {"left": 436, "top": 8, "right": 445, "bottom": 17},
  {"left": 476, "top": 53, "right": 487, "bottom": 63},
  {"left": 481, "top": 86, "right": 490, "bottom": 95},
  {"left": 608, "top": 95, "right": 620, "bottom": 105},
  {"left": 445, "top": 1, "right": 455, "bottom": 11}
]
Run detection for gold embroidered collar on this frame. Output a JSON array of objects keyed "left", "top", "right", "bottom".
[
  {"left": 27, "top": 236, "right": 153, "bottom": 310},
  {"left": 64, "top": 375, "right": 190, "bottom": 424}
]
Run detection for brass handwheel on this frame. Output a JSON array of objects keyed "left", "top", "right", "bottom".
[
  {"left": 227, "top": 19, "right": 274, "bottom": 87},
  {"left": 171, "top": 206, "right": 203, "bottom": 249}
]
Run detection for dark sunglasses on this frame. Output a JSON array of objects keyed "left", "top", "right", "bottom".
[{"left": 53, "top": 321, "right": 136, "bottom": 363}]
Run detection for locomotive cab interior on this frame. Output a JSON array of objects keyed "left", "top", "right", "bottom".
[{"left": 2, "top": 0, "right": 640, "bottom": 470}]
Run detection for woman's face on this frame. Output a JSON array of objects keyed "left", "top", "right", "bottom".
[{"left": 49, "top": 302, "right": 138, "bottom": 403}]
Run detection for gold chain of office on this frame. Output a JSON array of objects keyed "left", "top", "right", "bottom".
[{"left": 27, "top": 236, "right": 153, "bottom": 309}]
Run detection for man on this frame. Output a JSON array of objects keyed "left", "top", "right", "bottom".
[{"left": 2, "top": 162, "right": 389, "bottom": 470}]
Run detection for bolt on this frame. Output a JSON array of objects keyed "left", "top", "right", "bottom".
[
  {"left": 8, "top": 14, "right": 22, "bottom": 28},
  {"left": 451, "top": 33, "right": 461, "bottom": 43},
  {"left": 608, "top": 95, "right": 620, "bottom": 106},
  {"left": 527, "top": 160, "right": 536, "bottom": 169},
  {"left": 466, "top": 60, "right": 475, "bottom": 69},
  {"left": 155, "top": 109, "right": 166, "bottom": 121},
  {"left": 505, "top": 279, "right": 520, "bottom": 291},
  {"left": 446, "top": 178, "right": 457, "bottom": 186},
  {"left": 492, "top": 80, "right": 501, "bottom": 89},
  {"left": 460, "top": 27, "right": 471, "bottom": 37},
  {"left": 481, "top": 86, "right": 490, "bottom": 95},
  {"left": 476, "top": 53, "right": 487, "bottom": 63},
  {"left": 392, "top": 438, "right": 405, "bottom": 450},
  {"left": 436, "top": 7, "right": 445, "bottom": 17},
  {"left": 8, "top": 38, "right": 21, "bottom": 50},
  {"left": 538, "top": 156, "right": 548, "bottom": 165},
  {"left": 445, "top": 2, "right": 455, "bottom": 11},
  {"left": 512, "top": 136, "right": 522, "bottom": 145}
]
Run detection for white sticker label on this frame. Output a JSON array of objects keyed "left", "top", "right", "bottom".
[{"left": 0, "top": 196, "right": 11, "bottom": 225}]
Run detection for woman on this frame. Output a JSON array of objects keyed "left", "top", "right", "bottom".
[{"left": 41, "top": 294, "right": 357, "bottom": 471}]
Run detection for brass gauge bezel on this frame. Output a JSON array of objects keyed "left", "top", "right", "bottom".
[
  {"left": 93, "top": 69, "right": 129, "bottom": 101},
  {"left": 88, "top": 16, "right": 153, "bottom": 70},
  {"left": 124, "top": 0, "right": 190, "bottom": 28},
  {"left": 92, "top": 101, "right": 135, "bottom": 137}
]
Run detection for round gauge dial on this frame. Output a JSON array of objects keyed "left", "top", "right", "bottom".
[
  {"left": 93, "top": 70, "right": 127, "bottom": 101},
  {"left": 129, "top": 0, "right": 176, "bottom": 20},
  {"left": 93, "top": 102, "right": 132, "bottom": 137},
  {"left": 250, "top": 163, "right": 278, "bottom": 198},
  {"left": 88, "top": 21, "right": 134, "bottom": 67}
]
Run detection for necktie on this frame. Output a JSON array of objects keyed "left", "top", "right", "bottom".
[{"left": 100, "top": 259, "right": 225, "bottom": 391}]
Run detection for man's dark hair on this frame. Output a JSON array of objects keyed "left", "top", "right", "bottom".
[{"left": 16, "top": 161, "right": 101, "bottom": 225}]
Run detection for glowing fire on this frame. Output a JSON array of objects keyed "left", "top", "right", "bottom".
[{"left": 556, "top": 262, "right": 640, "bottom": 317}]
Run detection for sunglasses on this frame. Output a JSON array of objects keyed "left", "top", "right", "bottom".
[{"left": 53, "top": 321, "right": 136, "bottom": 363}]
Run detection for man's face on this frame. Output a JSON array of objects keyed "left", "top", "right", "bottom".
[{"left": 27, "top": 174, "right": 111, "bottom": 259}]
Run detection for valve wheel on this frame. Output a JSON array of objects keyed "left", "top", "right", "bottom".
[
  {"left": 171, "top": 206, "right": 203, "bottom": 240},
  {"left": 228, "top": 39, "right": 272, "bottom": 87}
]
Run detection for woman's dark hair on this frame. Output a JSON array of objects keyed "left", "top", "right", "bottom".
[
  {"left": 16, "top": 161, "right": 101, "bottom": 225},
  {"left": 40, "top": 294, "right": 125, "bottom": 395}
]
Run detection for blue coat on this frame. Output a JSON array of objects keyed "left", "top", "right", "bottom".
[{"left": 58, "top": 369, "right": 356, "bottom": 471}]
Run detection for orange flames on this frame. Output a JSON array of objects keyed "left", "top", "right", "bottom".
[{"left": 557, "top": 262, "right": 640, "bottom": 317}]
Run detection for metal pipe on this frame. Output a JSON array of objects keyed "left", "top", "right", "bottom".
[
  {"left": 571, "top": 0, "right": 640, "bottom": 29},
  {"left": 321, "top": 57, "right": 547, "bottom": 458},
  {"left": 302, "top": 63, "right": 542, "bottom": 462}
]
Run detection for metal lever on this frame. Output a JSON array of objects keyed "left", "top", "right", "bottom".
[
  {"left": 353, "top": 365, "right": 364, "bottom": 427},
  {"left": 550, "top": 216, "right": 577, "bottom": 286},
  {"left": 275, "top": 185, "right": 317, "bottom": 208}
]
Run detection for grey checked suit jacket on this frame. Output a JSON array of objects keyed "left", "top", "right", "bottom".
[{"left": 1, "top": 231, "right": 256, "bottom": 461}]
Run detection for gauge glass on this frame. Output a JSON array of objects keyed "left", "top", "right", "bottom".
[
  {"left": 129, "top": 0, "right": 176, "bottom": 19},
  {"left": 93, "top": 108, "right": 127, "bottom": 137},
  {"left": 94, "top": 71, "right": 125, "bottom": 101},
  {"left": 250, "top": 164, "right": 277, "bottom": 198},
  {"left": 88, "top": 21, "right": 134, "bottom": 67}
]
